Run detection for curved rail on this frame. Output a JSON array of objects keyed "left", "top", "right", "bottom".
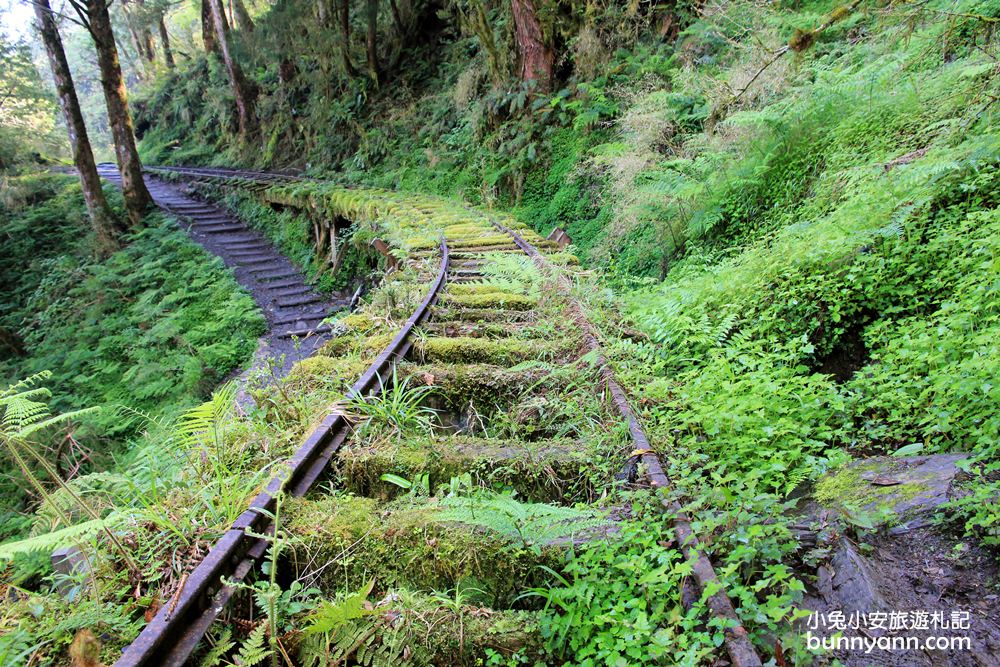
[
  {"left": 115, "top": 239, "right": 450, "bottom": 666},
  {"left": 131, "top": 165, "right": 762, "bottom": 667}
]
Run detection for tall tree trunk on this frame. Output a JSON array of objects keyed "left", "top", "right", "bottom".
[
  {"left": 85, "top": 0, "right": 152, "bottom": 227},
  {"left": 201, "top": 0, "right": 217, "bottom": 52},
  {"left": 0, "top": 325, "right": 26, "bottom": 357},
  {"left": 158, "top": 15, "right": 175, "bottom": 68},
  {"left": 233, "top": 0, "right": 254, "bottom": 32},
  {"left": 121, "top": 3, "right": 151, "bottom": 78},
  {"left": 340, "top": 0, "right": 356, "bottom": 77},
  {"left": 34, "top": 0, "right": 125, "bottom": 254},
  {"left": 510, "top": 0, "right": 553, "bottom": 91},
  {"left": 208, "top": 0, "right": 258, "bottom": 138},
  {"left": 135, "top": 0, "right": 155, "bottom": 62},
  {"left": 388, "top": 0, "right": 403, "bottom": 35},
  {"left": 122, "top": 0, "right": 155, "bottom": 65},
  {"left": 366, "top": 0, "right": 378, "bottom": 80}
]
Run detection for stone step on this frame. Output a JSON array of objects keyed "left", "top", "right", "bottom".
[
  {"left": 276, "top": 294, "right": 324, "bottom": 308},
  {"left": 272, "top": 312, "right": 327, "bottom": 327},
  {"left": 277, "top": 323, "right": 335, "bottom": 339},
  {"left": 197, "top": 224, "right": 247, "bottom": 234},
  {"left": 252, "top": 269, "right": 301, "bottom": 280},
  {"left": 231, "top": 252, "right": 278, "bottom": 262},
  {"left": 267, "top": 285, "right": 313, "bottom": 298},
  {"left": 261, "top": 277, "right": 305, "bottom": 289},
  {"left": 223, "top": 242, "right": 270, "bottom": 251},
  {"left": 235, "top": 253, "right": 281, "bottom": 263}
]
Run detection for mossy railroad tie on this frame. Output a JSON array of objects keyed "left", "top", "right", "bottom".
[
  {"left": 284, "top": 495, "right": 606, "bottom": 607},
  {"left": 336, "top": 435, "right": 597, "bottom": 503}
]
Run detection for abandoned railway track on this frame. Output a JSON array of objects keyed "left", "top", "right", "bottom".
[{"left": 115, "top": 166, "right": 763, "bottom": 667}]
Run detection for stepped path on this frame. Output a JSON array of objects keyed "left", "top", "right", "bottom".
[{"left": 96, "top": 164, "right": 345, "bottom": 382}]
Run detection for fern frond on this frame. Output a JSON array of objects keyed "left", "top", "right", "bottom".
[
  {"left": 437, "top": 492, "right": 604, "bottom": 545},
  {"left": 198, "top": 628, "right": 235, "bottom": 667},
  {"left": 0, "top": 517, "right": 107, "bottom": 560},
  {"left": 233, "top": 623, "right": 271, "bottom": 666}
]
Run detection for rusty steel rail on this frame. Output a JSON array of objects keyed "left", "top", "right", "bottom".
[
  {"left": 115, "top": 239, "right": 449, "bottom": 666},
  {"left": 488, "top": 217, "right": 764, "bottom": 667}
]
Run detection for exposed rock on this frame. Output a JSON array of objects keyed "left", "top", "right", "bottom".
[
  {"left": 808, "top": 454, "right": 969, "bottom": 531},
  {"left": 795, "top": 455, "right": 1000, "bottom": 666}
]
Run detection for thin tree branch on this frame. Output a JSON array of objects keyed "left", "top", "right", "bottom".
[{"left": 19, "top": 0, "right": 88, "bottom": 30}]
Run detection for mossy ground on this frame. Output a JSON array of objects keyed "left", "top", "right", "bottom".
[
  {"left": 336, "top": 435, "right": 599, "bottom": 503},
  {"left": 283, "top": 494, "right": 581, "bottom": 607}
]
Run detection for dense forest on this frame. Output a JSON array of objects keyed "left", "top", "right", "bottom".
[{"left": 1, "top": 0, "right": 998, "bottom": 664}]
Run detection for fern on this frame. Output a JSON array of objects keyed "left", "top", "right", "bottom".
[
  {"left": 0, "top": 517, "right": 107, "bottom": 561},
  {"left": 477, "top": 253, "right": 542, "bottom": 297},
  {"left": 176, "top": 382, "right": 238, "bottom": 450},
  {"left": 436, "top": 492, "right": 604, "bottom": 546},
  {"left": 232, "top": 623, "right": 271, "bottom": 667},
  {"left": 306, "top": 579, "right": 377, "bottom": 635},
  {"left": 198, "top": 628, "right": 236, "bottom": 667},
  {"left": 0, "top": 371, "right": 98, "bottom": 441},
  {"left": 300, "top": 614, "right": 411, "bottom": 667}
]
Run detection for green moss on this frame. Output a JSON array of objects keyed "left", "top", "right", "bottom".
[
  {"left": 337, "top": 435, "right": 596, "bottom": 503},
  {"left": 424, "top": 320, "right": 548, "bottom": 339},
  {"left": 447, "top": 283, "right": 523, "bottom": 296},
  {"left": 339, "top": 312, "right": 378, "bottom": 333},
  {"left": 414, "top": 337, "right": 551, "bottom": 365},
  {"left": 546, "top": 251, "right": 581, "bottom": 266},
  {"left": 284, "top": 495, "right": 567, "bottom": 606},
  {"left": 286, "top": 356, "right": 369, "bottom": 391},
  {"left": 430, "top": 307, "right": 537, "bottom": 323},
  {"left": 399, "top": 363, "right": 566, "bottom": 411},
  {"left": 442, "top": 292, "right": 537, "bottom": 310},
  {"left": 321, "top": 330, "right": 399, "bottom": 358},
  {"left": 814, "top": 458, "right": 933, "bottom": 513},
  {"left": 297, "top": 588, "right": 546, "bottom": 666},
  {"left": 449, "top": 235, "right": 517, "bottom": 249}
]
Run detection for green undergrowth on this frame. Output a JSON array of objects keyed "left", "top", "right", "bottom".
[
  {"left": 295, "top": 586, "right": 545, "bottom": 666},
  {"left": 0, "top": 237, "right": 436, "bottom": 663},
  {"left": 0, "top": 173, "right": 264, "bottom": 536}
]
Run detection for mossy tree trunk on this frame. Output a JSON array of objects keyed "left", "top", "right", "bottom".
[
  {"left": 233, "top": 0, "right": 254, "bottom": 32},
  {"left": 208, "top": 0, "right": 259, "bottom": 139},
  {"left": 366, "top": 0, "right": 379, "bottom": 81},
  {"left": 34, "top": 0, "right": 126, "bottom": 254},
  {"left": 79, "top": 0, "right": 153, "bottom": 228},
  {"left": 511, "top": 0, "right": 552, "bottom": 91},
  {"left": 135, "top": 0, "right": 155, "bottom": 62},
  {"left": 388, "top": 0, "right": 403, "bottom": 36},
  {"left": 340, "top": 0, "right": 357, "bottom": 76},
  {"left": 201, "top": 0, "right": 217, "bottom": 52},
  {"left": 158, "top": 13, "right": 174, "bottom": 68}
]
